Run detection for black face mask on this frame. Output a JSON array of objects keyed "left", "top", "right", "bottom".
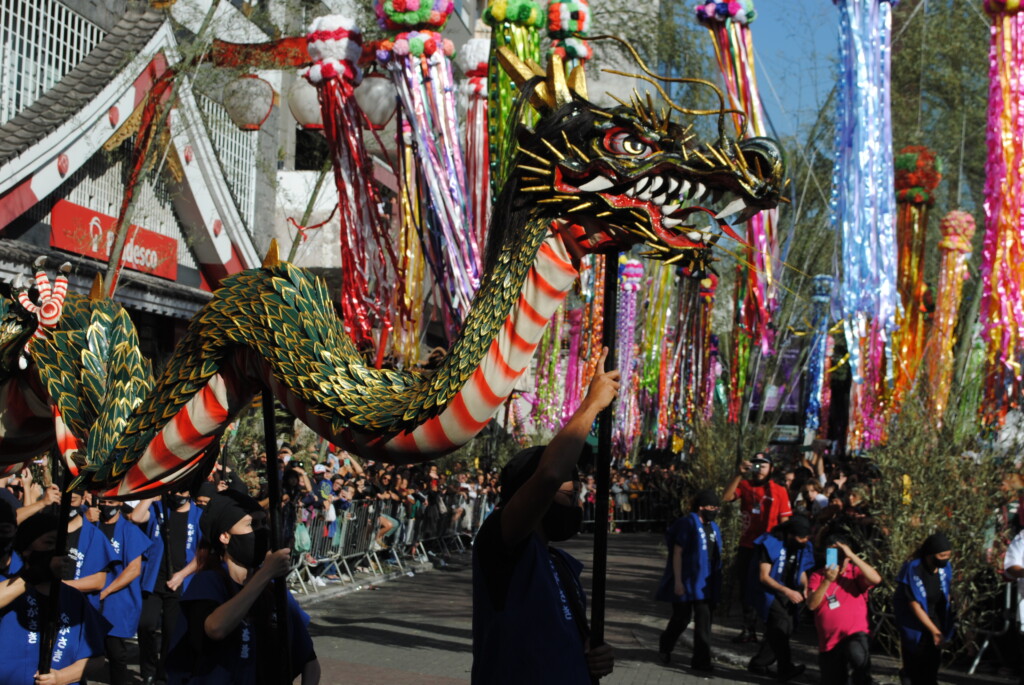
[
  {"left": 21, "top": 550, "right": 59, "bottom": 584},
  {"left": 99, "top": 505, "right": 119, "bottom": 521},
  {"left": 932, "top": 556, "right": 949, "bottom": 569},
  {"left": 542, "top": 502, "right": 583, "bottom": 542},
  {"left": 227, "top": 528, "right": 269, "bottom": 568},
  {"left": 168, "top": 495, "right": 189, "bottom": 509},
  {"left": 700, "top": 510, "right": 718, "bottom": 522},
  {"left": 785, "top": 537, "right": 804, "bottom": 552}
]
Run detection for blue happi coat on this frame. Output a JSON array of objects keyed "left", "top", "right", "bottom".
[
  {"left": 655, "top": 512, "right": 722, "bottom": 603},
  {"left": 893, "top": 557, "right": 955, "bottom": 648},
  {"left": 748, "top": 531, "right": 815, "bottom": 622}
]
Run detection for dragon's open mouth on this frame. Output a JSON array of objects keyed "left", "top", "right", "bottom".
[{"left": 552, "top": 161, "right": 775, "bottom": 262}]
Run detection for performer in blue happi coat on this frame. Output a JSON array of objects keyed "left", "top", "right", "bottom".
[
  {"left": 61, "top": 491, "right": 118, "bottom": 608},
  {"left": 746, "top": 514, "right": 816, "bottom": 682},
  {"left": 0, "top": 510, "right": 109, "bottom": 685},
  {"left": 656, "top": 489, "right": 722, "bottom": 672},
  {"left": 894, "top": 532, "right": 955, "bottom": 685},
  {"left": 130, "top": 489, "right": 203, "bottom": 685},
  {"left": 165, "top": 490, "right": 320, "bottom": 684},
  {"left": 96, "top": 498, "right": 152, "bottom": 685}
]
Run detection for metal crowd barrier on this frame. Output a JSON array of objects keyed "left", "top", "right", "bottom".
[
  {"left": 582, "top": 490, "right": 676, "bottom": 529},
  {"left": 288, "top": 492, "right": 498, "bottom": 595}
]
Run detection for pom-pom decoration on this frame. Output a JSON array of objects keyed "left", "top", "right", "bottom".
[
  {"left": 483, "top": 0, "right": 545, "bottom": 28},
  {"left": 694, "top": 0, "right": 756, "bottom": 26},
  {"left": 300, "top": 15, "right": 364, "bottom": 85},
  {"left": 927, "top": 210, "right": 976, "bottom": 426},
  {"left": 547, "top": 0, "right": 593, "bottom": 63},
  {"left": 894, "top": 145, "right": 942, "bottom": 205},
  {"left": 374, "top": 0, "right": 453, "bottom": 31}
]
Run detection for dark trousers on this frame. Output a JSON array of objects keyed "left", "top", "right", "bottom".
[
  {"left": 735, "top": 546, "right": 757, "bottom": 632},
  {"left": 750, "top": 598, "right": 797, "bottom": 670},
  {"left": 659, "top": 600, "right": 713, "bottom": 668},
  {"left": 900, "top": 639, "right": 940, "bottom": 685},
  {"left": 139, "top": 587, "right": 181, "bottom": 682},
  {"left": 820, "top": 632, "right": 872, "bottom": 685},
  {"left": 105, "top": 635, "right": 131, "bottom": 685}
]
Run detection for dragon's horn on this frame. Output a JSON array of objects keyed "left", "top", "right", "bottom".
[
  {"left": 497, "top": 48, "right": 588, "bottom": 112},
  {"left": 262, "top": 239, "right": 281, "bottom": 269},
  {"left": 89, "top": 273, "right": 105, "bottom": 300}
]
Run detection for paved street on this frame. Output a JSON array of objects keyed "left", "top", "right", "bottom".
[{"left": 301, "top": 533, "right": 1015, "bottom": 685}]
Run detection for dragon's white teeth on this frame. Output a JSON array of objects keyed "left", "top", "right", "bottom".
[
  {"left": 649, "top": 176, "right": 665, "bottom": 195},
  {"left": 662, "top": 217, "right": 683, "bottom": 228},
  {"left": 666, "top": 178, "right": 680, "bottom": 196},
  {"left": 680, "top": 180, "right": 692, "bottom": 199},
  {"left": 715, "top": 196, "right": 747, "bottom": 219},
  {"left": 626, "top": 186, "right": 636, "bottom": 198},
  {"left": 687, "top": 231, "right": 703, "bottom": 242},
  {"left": 662, "top": 203, "right": 681, "bottom": 215},
  {"left": 651, "top": 193, "right": 667, "bottom": 206},
  {"left": 693, "top": 183, "right": 706, "bottom": 200},
  {"left": 634, "top": 177, "right": 651, "bottom": 195},
  {"left": 579, "top": 176, "right": 615, "bottom": 192}
]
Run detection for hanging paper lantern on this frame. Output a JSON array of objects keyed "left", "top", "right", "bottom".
[
  {"left": 353, "top": 73, "right": 399, "bottom": 129},
  {"left": 221, "top": 75, "right": 276, "bottom": 130},
  {"left": 287, "top": 78, "right": 323, "bottom": 129}
]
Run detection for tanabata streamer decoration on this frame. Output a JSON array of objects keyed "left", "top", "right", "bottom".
[
  {"left": 805, "top": 275, "right": 834, "bottom": 436},
  {"left": 695, "top": 0, "right": 779, "bottom": 423},
  {"left": 613, "top": 258, "right": 644, "bottom": 459},
  {"left": 548, "top": 0, "right": 592, "bottom": 68},
  {"left": 891, "top": 146, "right": 941, "bottom": 406},
  {"left": 375, "top": 0, "right": 481, "bottom": 335},
  {"left": 927, "top": 210, "right": 975, "bottom": 426},
  {"left": 301, "top": 17, "right": 400, "bottom": 352},
  {"left": 459, "top": 38, "right": 492, "bottom": 253},
  {"left": 830, "top": 0, "right": 898, "bottom": 451},
  {"left": 484, "top": 0, "right": 544, "bottom": 194},
  {"left": 981, "top": 0, "right": 1024, "bottom": 424}
]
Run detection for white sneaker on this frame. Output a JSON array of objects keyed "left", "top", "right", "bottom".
[{"left": 312, "top": 576, "right": 326, "bottom": 587}]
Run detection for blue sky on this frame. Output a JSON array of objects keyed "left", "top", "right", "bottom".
[{"left": 746, "top": 2, "right": 839, "bottom": 138}]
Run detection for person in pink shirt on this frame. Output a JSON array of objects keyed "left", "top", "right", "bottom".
[{"left": 807, "top": 535, "right": 882, "bottom": 685}]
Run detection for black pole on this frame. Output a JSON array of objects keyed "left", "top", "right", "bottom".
[
  {"left": 261, "top": 388, "right": 292, "bottom": 684},
  {"left": 589, "top": 251, "right": 618, "bottom": 651},
  {"left": 38, "top": 454, "right": 71, "bottom": 674}
]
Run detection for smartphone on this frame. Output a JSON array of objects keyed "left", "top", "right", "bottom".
[{"left": 826, "top": 547, "right": 838, "bottom": 567}]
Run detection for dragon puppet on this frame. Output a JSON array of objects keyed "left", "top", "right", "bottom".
[{"left": 0, "top": 50, "right": 782, "bottom": 497}]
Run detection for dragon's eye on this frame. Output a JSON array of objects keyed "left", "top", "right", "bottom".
[{"left": 604, "top": 130, "right": 653, "bottom": 157}]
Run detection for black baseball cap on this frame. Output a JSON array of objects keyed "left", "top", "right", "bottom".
[{"left": 750, "top": 452, "right": 771, "bottom": 465}]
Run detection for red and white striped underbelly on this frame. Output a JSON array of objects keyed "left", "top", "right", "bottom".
[
  {"left": 371, "top": 232, "right": 578, "bottom": 457},
  {"left": 99, "top": 231, "right": 578, "bottom": 494}
]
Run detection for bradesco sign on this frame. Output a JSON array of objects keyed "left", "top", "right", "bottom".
[{"left": 50, "top": 200, "right": 178, "bottom": 280}]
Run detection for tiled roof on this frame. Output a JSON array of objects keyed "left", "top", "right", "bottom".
[{"left": 0, "top": 5, "right": 166, "bottom": 167}]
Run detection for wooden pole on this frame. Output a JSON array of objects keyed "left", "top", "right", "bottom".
[
  {"left": 37, "top": 453, "right": 71, "bottom": 674},
  {"left": 261, "top": 388, "right": 292, "bottom": 684},
  {"left": 589, "top": 251, "right": 618, "bottom": 651}
]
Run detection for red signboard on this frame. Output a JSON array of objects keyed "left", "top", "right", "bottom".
[{"left": 50, "top": 200, "right": 178, "bottom": 280}]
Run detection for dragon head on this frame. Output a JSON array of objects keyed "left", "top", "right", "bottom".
[{"left": 494, "top": 49, "right": 784, "bottom": 272}]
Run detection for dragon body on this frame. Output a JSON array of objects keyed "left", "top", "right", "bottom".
[{"left": 0, "top": 53, "right": 782, "bottom": 496}]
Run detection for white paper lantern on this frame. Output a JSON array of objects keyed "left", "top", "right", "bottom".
[
  {"left": 353, "top": 74, "right": 398, "bottom": 130},
  {"left": 222, "top": 75, "right": 276, "bottom": 131},
  {"left": 287, "top": 78, "right": 323, "bottom": 130}
]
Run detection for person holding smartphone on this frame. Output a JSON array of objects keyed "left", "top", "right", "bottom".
[{"left": 807, "top": 535, "right": 881, "bottom": 685}]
